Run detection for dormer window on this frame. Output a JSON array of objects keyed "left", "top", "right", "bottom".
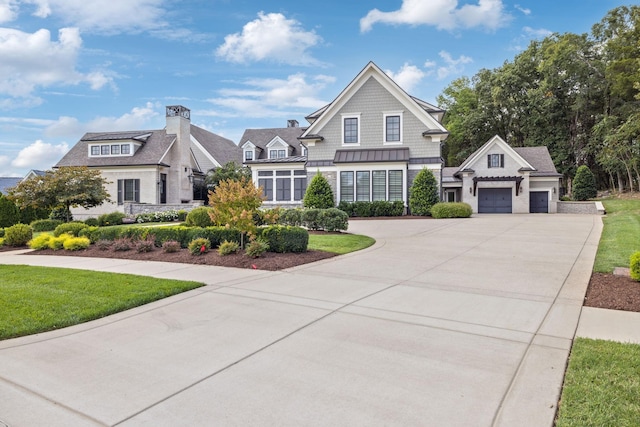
[
  {"left": 269, "top": 149, "right": 286, "bottom": 159},
  {"left": 89, "top": 143, "right": 136, "bottom": 157},
  {"left": 245, "top": 150, "right": 254, "bottom": 161}
]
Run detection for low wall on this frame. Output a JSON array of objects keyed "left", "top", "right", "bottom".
[
  {"left": 557, "top": 201, "right": 600, "bottom": 214},
  {"left": 123, "top": 202, "right": 204, "bottom": 216}
]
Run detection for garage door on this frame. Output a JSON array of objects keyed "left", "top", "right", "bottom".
[
  {"left": 529, "top": 191, "right": 549, "bottom": 213},
  {"left": 478, "top": 188, "right": 512, "bottom": 213}
]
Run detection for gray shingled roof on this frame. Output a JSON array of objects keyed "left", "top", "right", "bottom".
[
  {"left": 239, "top": 126, "right": 306, "bottom": 160},
  {"left": 513, "top": 147, "right": 561, "bottom": 177},
  {"left": 334, "top": 147, "right": 410, "bottom": 163},
  {"left": 191, "top": 125, "right": 241, "bottom": 166},
  {"left": 0, "top": 177, "right": 21, "bottom": 195},
  {"left": 56, "top": 125, "right": 239, "bottom": 169}
]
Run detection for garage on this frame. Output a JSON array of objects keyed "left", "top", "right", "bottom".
[
  {"left": 478, "top": 188, "right": 512, "bottom": 213},
  {"left": 529, "top": 191, "right": 549, "bottom": 213}
]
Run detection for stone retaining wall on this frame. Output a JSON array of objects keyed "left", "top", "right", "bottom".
[{"left": 557, "top": 201, "right": 598, "bottom": 214}]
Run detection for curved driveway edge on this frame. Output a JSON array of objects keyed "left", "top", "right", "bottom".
[{"left": 0, "top": 214, "right": 601, "bottom": 427}]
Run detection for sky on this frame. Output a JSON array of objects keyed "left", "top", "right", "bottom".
[{"left": 0, "top": 0, "right": 632, "bottom": 177}]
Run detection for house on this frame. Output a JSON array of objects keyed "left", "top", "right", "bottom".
[
  {"left": 22, "top": 169, "right": 46, "bottom": 181},
  {"left": 240, "top": 121, "right": 308, "bottom": 206},
  {"left": 442, "top": 135, "right": 561, "bottom": 213},
  {"left": 259, "top": 61, "right": 449, "bottom": 209},
  {"left": 55, "top": 105, "right": 241, "bottom": 219},
  {"left": 0, "top": 177, "right": 21, "bottom": 195}
]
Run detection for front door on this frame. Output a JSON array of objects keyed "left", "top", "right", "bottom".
[{"left": 160, "top": 173, "right": 167, "bottom": 204}]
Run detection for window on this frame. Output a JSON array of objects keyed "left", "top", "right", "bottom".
[
  {"left": 258, "top": 178, "right": 273, "bottom": 201},
  {"left": 91, "top": 143, "right": 132, "bottom": 156},
  {"left": 101, "top": 145, "right": 110, "bottom": 155},
  {"left": 372, "top": 170, "right": 386, "bottom": 201},
  {"left": 111, "top": 144, "right": 120, "bottom": 155},
  {"left": 447, "top": 191, "right": 456, "bottom": 202},
  {"left": 121, "top": 144, "right": 131, "bottom": 155},
  {"left": 257, "top": 170, "right": 305, "bottom": 202},
  {"left": 340, "top": 171, "right": 354, "bottom": 202},
  {"left": 488, "top": 154, "right": 504, "bottom": 168},
  {"left": 245, "top": 150, "right": 253, "bottom": 161},
  {"left": 356, "top": 171, "right": 370, "bottom": 201},
  {"left": 385, "top": 115, "right": 401, "bottom": 142},
  {"left": 269, "top": 149, "right": 286, "bottom": 159},
  {"left": 388, "top": 170, "right": 403, "bottom": 201},
  {"left": 117, "top": 179, "right": 140, "bottom": 205},
  {"left": 90, "top": 146, "right": 100, "bottom": 156},
  {"left": 294, "top": 177, "right": 306, "bottom": 201},
  {"left": 276, "top": 177, "right": 291, "bottom": 201},
  {"left": 343, "top": 116, "right": 359, "bottom": 144}
]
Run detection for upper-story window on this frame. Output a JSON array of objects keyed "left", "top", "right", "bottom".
[
  {"left": 342, "top": 114, "right": 361, "bottom": 144},
  {"left": 89, "top": 143, "right": 135, "bottom": 157},
  {"left": 269, "top": 149, "right": 286, "bottom": 159},
  {"left": 488, "top": 154, "right": 504, "bottom": 168},
  {"left": 245, "top": 150, "right": 254, "bottom": 161},
  {"left": 384, "top": 112, "right": 402, "bottom": 143}
]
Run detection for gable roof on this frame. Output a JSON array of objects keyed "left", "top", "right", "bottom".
[
  {"left": 457, "top": 135, "right": 535, "bottom": 173},
  {"left": 239, "top": 126, "right": 306, "bottom": 161},
  {"left": 513, "top": 147, "right": 561, "bottom": 177},
  {"left": 0, "top": 177, "right": 21, "bottom": 195},
  {"left": 55, "top": 125, "right": 239, "bottom": 170},
  {"left": 300, "top": 61, "right": 448, "bottom": 138}
]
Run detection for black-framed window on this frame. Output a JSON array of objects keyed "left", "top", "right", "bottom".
[
  {"left": 356, "top": 171, "right": 370, "bottom": 201},
  {"left": 340, "top": 171, "right": 354, "bottom": 201},
  {"left": 372, "top": 170, "right": 386, "bottom": 201},
  {"left": 388, "top": 170, "right": 403, "bottom": 201},
  {"left": 258, "top": 178, "right": 273, "bottom": 200},
  {"left": 245, "top": 150, "right": 253, "bottom": 161},
  {"left": 488, "top": 154, "right": 504, "bottom": 168},
  {"left": 276, "top": 178, "right": 291, "bottom": 201},
  {"left": 385, "top": 115, "right": 400, "bottom": 142},
  {"left": 117, "top": 179, "right": 140, "bottom": 205},
  {"left": 294, "top": 178, "right": 306, "bottom": 201},
  {"left": 344, "top": 117, "right": 358, "bottom": 143}
]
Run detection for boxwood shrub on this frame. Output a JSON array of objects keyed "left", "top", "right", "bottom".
[
  {"left": 98, "top": 211, "right": 126, "bottom": 226},
  {"left": 31, "top": 219, "right": 63, "bottom": 232},
  {"left": 630, "top": 252, "right": 640, "bottom": 282},
  {"left": 430, "top": 202, "right": 473, "bottom": 219},
  {"left": 185, "top": 206, "right": 214, "bottom": 227},
  {"left": 53, "top": 221, "right": 89, "bottom": 237},
  {"left": 278, "top": 208, "right": 304, "bottom": 227},
  {"left": 258, "top": 225, "right": 308, "bottom": 253},
  {"left": 319, "top": 208, "right": 348, "bottom": 232},
  {"left": 337, "top": 201, "right": 404, "bottom": 217}
]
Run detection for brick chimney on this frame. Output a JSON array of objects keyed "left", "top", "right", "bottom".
[{"left": 165, "top": 105, "right": 192, "bottom": 203}]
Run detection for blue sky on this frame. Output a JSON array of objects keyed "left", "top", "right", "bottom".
[{"left": 0, "top": 0, "right": 632, "bottom": 177}]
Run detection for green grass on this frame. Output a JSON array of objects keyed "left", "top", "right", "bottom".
[
  {"left": 0, "top": 265, "right": 203, "bottom": 340},
  {"left": 556, "top": 338, "right": 640, "bottom": 427},
  {"left": 308, "top": 233, "right": 375, "bottom": 254},
  {"left": 594, "top": 199, "right": 640, "bottom": 273}
]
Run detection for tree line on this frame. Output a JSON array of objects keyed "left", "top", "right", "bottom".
[{"left": 437, "top": 5, "right": 640, "bottom": 193}]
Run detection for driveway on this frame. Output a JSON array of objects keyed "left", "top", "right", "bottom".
[{"left": 0, "top": 214, "right": 601, "bottom": 426}]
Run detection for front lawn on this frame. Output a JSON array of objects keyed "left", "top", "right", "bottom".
[
  {"left": 556, "top": 338, "right": 640, "bottom": 426},
  {"left": 308, "top": 233, "right": 375, "bottom": 254},
  {"left": 594, "top": 198, "right": 640, "bottom": 273},
  {"left": 0, "top": 265, "right": 203, "bottom": 340}
]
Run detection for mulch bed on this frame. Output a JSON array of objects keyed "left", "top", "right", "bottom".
[{"left": 584, "top": 272, "right": 640, "bottom": 313}]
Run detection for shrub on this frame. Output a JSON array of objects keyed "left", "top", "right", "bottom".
[
  {"left": 63, "top": 236, "right": 90, "bottom": 251},
  {"left": 302, "top": 208, "right": 322, "bottom": 230},
  {"left": 136, "top": 235, "right": 156, "bottom": 253},
  {"left": 303, "top": 173, "right": 334, "bottom": 209},
  {"left": 259, "top": 225, "right": 308, "bottom": 253},
  {"left": 53, "top": 221, "right": 88, "bottom": 237},
  {"left": 186, "top": 226, "right": 241, "bottom": 249},
  {"left": 30, "top": 219, "right": 63, "bottom": 232},
  {"left": 49, "top": 206, "right": 73, "bottom": 222},
  {"left": 217, "top": 239, "right": 239, "bottom": 256},
  {"left": 48, "top": 234, "right": 69, "bottom": 250},
  {"left": 572, "top": 165, "right": 597, "bottom": 201},
  {"left": 245, "top": 238, "right": 269, "bottom": 258},
  {"left": 84, "top": 217, "right": 99, "bottom": 226},
  {"left": 135, "top": 210, "right": 181, "bottom": 223},
  {"left": 0, "top": 237, "right": 4, "bottom": 246},
  {"left": 177, "top": 210, "right": 188, "bottom": 222},
  {"left": 319, "top": 208, "right": 349, "bottom": 232},
  {"left": 431, "top": 202, "right": 473, "bottom": 219},
  {"left": 3, "top": 223, "right": 33, "bottom": 246},
  {"left": 148, "top": 226, "right": 192, "bottom": 248},
  {"left": 95, "top": 239, "right": 113, "bottom": 251},
  {"left": 409, "top": 168, "right": 439, "bottom": 216},
  {"left": 255, "top": 207, "right": 281, "bottom": 226},
  {"left": 20, "top": 205, "right": 50, "bottom": 225},
  {"left": 98, "top": 211, "right": 126, "bottom": 226},
  {"left": 162, "top": 240, "right": 181, "bottom": 253},
  {"left": 113, "top": 237, "right": 133, "bottom": 251},
  {"left": 29, "top": 234, "right": 52, "bottom": 250},
  {"left": 189, "top": 237, "right": 211, "bottom": 255},
  {"left": 337, "top": 201, "right": 404, "bottom": 217},
  {"left": 82, "top": 226, "right": 122, "bottom": 243},
  {"left": 0, "top": 228, "right": 4, "bottom": 237},
  {"left": 185, "top": 206, "right": 214, "bottom": 227},
  {"left": 0, "top": 194, "right": 20, "bottom": 228},
  {"left": 278, "top": 208, "right": 303, "bottom": 226},
  {"left": 631, "top": 252, "right": 640, "bottom": 282}
]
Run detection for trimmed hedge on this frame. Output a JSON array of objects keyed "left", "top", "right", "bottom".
[
  {"left": 98, "top": 212, "right": 126, "bottom": 226},
  {"left": 30, "top": 219, "right": 63, "bottom": 232},
  {"left": 258, "top": 225, "right": 308, "bottom": 253},
  {"left": 53, "top": 221, "right": 89, "bottom": 237},
  {"left": 337, "top": 201, "right": 404, "bottom": 217},
  {"left": 319, "top": 208, "right": 348, "bottom": 232},
  {"left": 185, "top": 206, "right": 214, "bottom": 227},
  {"left": 430, "top": 202, "right": 473, "bottom": 219}
]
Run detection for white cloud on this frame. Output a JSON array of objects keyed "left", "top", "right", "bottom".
[
  {"left": 425, "top": 51, "right": 473, "bottom": 80},
  {"left": 385, "top": 63, "right": 425, "bottom": 92},
  {"left": 0, "top": 0, "right": 18, "bottom": 23},
  {"left": 44, "top": 102, "right": 161, "bottom": 138},
  {"left": 515, "top": 5, "right": 531, "bottom": 15},
  {"left": 23, "top": 0, "right": 167, "bottom": 35},
  {"left": 206, "top": 73, "right": 334, "bottom": 118},
  {"left": 11, "top": 139, "right": 68, "bottom": 169},
  {"left": 361, "top": 0, "right": 510, "bottom": 32},
  {"left": 523, "top": 26, "right": 552, "bottom": 38},
  {"left": 216, "top": 12, "right": 322, "bottom": 66},
  {"left": 0, "top": 27, "right": 114, "bottom": 99}
]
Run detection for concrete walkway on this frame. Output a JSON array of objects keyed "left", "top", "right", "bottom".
[{"left": 0, "top": 214, "right": 602, "bottom": 426}]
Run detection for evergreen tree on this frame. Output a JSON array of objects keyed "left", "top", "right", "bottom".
[
  {"left": 303, "top": 173, "right": 334, "bottom": 209},
  {"left": 0, "top": 194, "right": 20, "bottom": 228},
  {"left": 409, "top": 168, "right": 440, "bottom": 216},
  {"left": 572, "top": 165, "right": 597, "bottom": 200}
]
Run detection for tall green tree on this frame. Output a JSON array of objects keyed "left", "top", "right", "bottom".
[
  {"left": 303, "top": 173, "right": 334, "bottom": 209},
  {"left": 205, "top": 161, "right": 251, "bottom": 191},
  {"left": 8, "top": 167, "right": 110, "bottom": 222},
  {"left": 572, "top": 165, "right": 598, "bottom": 200},
  {"left": 0, "top": 194, "right": 20, "bottom": 228},
  {"left": 409, "top": 168, "right": 439, "bottom": 216}
]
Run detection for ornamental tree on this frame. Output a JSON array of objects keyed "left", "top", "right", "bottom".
[
  {"left": 572, "top": 165, "right": 597, "bottom": 200},
  {"left": 303, "top": 173, "right": 334, "bottom": 209},
  {"left": 8, "top": 167, "right": 110, "bottom": 222},
  {"left": 409, "top": 168, "right": 440, "bottom": 216},
  {"left": 207, "top": 177, "right": 265, "bottom": 248}
]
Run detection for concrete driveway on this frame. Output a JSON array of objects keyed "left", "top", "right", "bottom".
[{"left": 0, "top": 214, "right": 601, "bottom": 426}]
